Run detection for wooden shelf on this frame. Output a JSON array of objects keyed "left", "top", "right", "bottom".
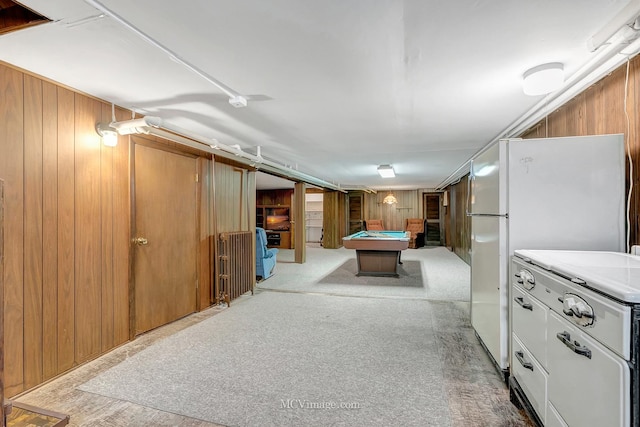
[
  {"left": 256, "top": 189, "right": 295, "bottom": 249},
  {"left": 264, "top": 230, "right": 291, "bottom": 249}
]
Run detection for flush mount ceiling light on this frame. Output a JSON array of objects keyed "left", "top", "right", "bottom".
[
  {"left": 523, "top": 63, "right": 564, "bottom": 96},
  {"left": 96, "top": 122, "right": 118, "bottom": 147},
  {"left": 377, "top": 164, "right": 395, "bottom": 178}
]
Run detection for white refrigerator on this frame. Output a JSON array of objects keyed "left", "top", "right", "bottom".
[{"left": 469, "top": 134, "right": 625, "bottom": 373}]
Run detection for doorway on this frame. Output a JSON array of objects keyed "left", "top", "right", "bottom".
[
  {"left": 305, "top": 192, "right": 323, "bottom": 244},
  {"left": 347, "top": 192, "right": 364, "bottom": 235},
  {"left": 132, "top": 142, "right": 198, "bottom": 335},
  {"left": 423, "top": 193, "right": 444, "bottom": 246}
]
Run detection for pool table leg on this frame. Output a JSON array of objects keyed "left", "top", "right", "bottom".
[{"left": 398, "top": 251, "right": 402, "bottom": 264}]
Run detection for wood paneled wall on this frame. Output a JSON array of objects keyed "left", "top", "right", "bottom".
[
  {"left": 214, "top": 160, "right": 254, "bottom": 233},
  {"left": 448, "top": 179, "right": 471, "bottom": 264},
  {"left": 0, "top": 62, "right": 252, "bottom": 397},
  {"left": 1, "top": 179, "right": 4, "bottom": 418},
  {"left": 212, "top": 160, "right": 256, "bottom": 304},
  {"left": 0, "top": 63, "right": 131, "bottom": 396},
  {"left": 445, "top": 55, "right": 640, "bottom": 263},
  {"left": 322, "top": 191, "right": 345, "bottom": 248},
  {"left": 364, "top": 190, "right": 420, "bottom": 230}
]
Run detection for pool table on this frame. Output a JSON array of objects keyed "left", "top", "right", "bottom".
[{"left": 342, "top": 230, "right": 410, "bottom": 277}]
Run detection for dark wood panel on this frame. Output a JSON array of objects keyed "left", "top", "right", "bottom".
[
  {"left": 322, "top": 191, "right": 341, "bottom": 248},
  {"left": 425, "top": 194, "right": 440, "bottom": 220},
  {"left": 100, "top": 103, "right": 115, "bottom": 353},
  {"left": 294, "top": 182, "right": 306, "bottom": 263},
  {"left": 0, "top": 2, "right": 49, "bottom": 35},
  {"left": 56, "top": 87, "right": 75, "bottom": 373},
  {"left": 347, "top": 192, "right": 364, "bottom": 234},
  {"left": 215, "top": 162, "right": 241, "bottom": 232},
  {"left": 0, "top": 63, "right": 25, "bottom": 397},
  {"left": 602, "top": 67, "right": 627, "bottom": 135},
  {"left": 451, "top": 179, "right": 470, "bottom": 264},
  {"left": 0, "top": 179, "right": 4, "bottom": 420},
  {"left": 74, "top": 94, "right": 103, "bottom": 363},
  {"left": 23, "top": 74, "right": 44, "bottom": 389},
  {"left": 565, "top": 93, "right": 587, "bottom": 136},
  {"left": 584, "top": 81, "right": 604, "bottom": 135},
  {"left": 112, "top": 108, "right": 130, "bottom": 346},
  {"left": 198, "top": 158, "right": 213, "bottom": 310},
  {"left": 42, "top": 81, "right": 58, "bottom": 381}
]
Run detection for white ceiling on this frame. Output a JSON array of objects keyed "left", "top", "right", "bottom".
[{"left": 1, "top": 0, "right": 635, "bottom": 190}]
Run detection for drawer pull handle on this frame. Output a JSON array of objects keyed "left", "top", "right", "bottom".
[
  {"left": 556, "top": 331, "right": 592, "bottom": 359},
  {"left": 515, "top": 351, "right": 534, "bottom": 371},
  {"left": 514, "top": 296, "right": 533, "bottom": 311}
]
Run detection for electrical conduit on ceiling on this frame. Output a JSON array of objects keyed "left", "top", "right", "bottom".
[
  {"left": 109, "top": 116, "right": 346, "bottom": 192},
  {"left": 436, "top": 19, "right": 640, "bottom": 191}
]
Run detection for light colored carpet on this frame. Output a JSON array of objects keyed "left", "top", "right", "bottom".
[
  {"left": 77, "top": 247, "right": 530, "bottom": 426},
  {"left": 260, "top": 246, "right": 470, "bottom": 301},
  {"left": 80, "top": 292, "right": 451, "bottom": 427}
]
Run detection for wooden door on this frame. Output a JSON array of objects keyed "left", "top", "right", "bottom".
[
  {"left": 423, "top": 193, "right": 443, "bottom": 245},
  {"left": 347, "top": 192, "right": 364, "bottom": 235},
  {"left": 0, "top": 180, "right": 4, "bottom": 420},
  {"left": 133, "top": 144, "right": 198, "bottom": 335}
]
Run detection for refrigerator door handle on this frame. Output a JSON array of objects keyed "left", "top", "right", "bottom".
[
  {"left": 470, "top": 213, "right": 509, "bottom": 218},
  {"left": 466, "top": 174, "right": 474, "bottom": 217}
]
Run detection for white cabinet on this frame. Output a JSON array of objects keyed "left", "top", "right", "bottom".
[
  {"left": 511, "top": 280, "right": 549, "bottom": 425},
  {"left": 511, "top": 254, "right": 632, "bottom": 427},
  {"left": 547, "top": 310, "right": 629, "bottom": 427},
  {"left": 512, "top": 334, "right": 547, "bottom": 423},
  {"left": 512, "top": 284, "right": 548, "bottom": 366}
]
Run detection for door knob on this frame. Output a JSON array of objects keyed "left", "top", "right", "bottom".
[{"left": 132, "top": 237, "right": 148, "bottom": 246}]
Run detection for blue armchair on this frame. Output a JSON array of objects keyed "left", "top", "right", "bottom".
[{"left": 256, "top": 227, "right": 279, "bottom": 280}]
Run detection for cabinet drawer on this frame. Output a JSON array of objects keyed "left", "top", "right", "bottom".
[
  {"left": 512, "top": 334, "right": 547, "bottom": 424},
  {"left": 512, "top": 284, "right": 548, "bottom": 367},
  {"left": 547, "top": 310, "right": 630, "bottom": 427}
]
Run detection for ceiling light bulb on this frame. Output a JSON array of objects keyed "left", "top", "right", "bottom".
[
  {"left": 96, "top": 123, "right": 118, "bottom": 147},
  {"left": 377, "top": 164, "right": 395, "bottom": 178},
  {"left": 523, "top": 63, "right": 564, "bottom": 96}
]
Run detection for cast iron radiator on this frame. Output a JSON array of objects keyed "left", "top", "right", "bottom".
[{"left": 217, "top": 231, "right": 253, "bottom": 305}]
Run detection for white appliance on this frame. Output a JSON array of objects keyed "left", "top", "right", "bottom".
[
  {"left": 468, "top": 134, "right": 625, "bottom": 374},
  {"left": 510, "top": 249, "right": 640, "bottom": 426}
]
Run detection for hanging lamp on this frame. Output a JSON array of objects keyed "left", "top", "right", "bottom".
[{"left": 383, "top": 192, "right": 398, "bottom": 205}]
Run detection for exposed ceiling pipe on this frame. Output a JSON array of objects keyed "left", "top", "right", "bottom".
[
  {"left": 109, "top": 116, "right": 346, "bottom": 192},
  {"left": 587, "top": 0, "right": 640, "bottom": 52},
  {"left": 84, "top": 0, "right": 248, "bottom": 108},
  {"left": 436, "top": 24, "right": 640, "bottom": 191}
]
